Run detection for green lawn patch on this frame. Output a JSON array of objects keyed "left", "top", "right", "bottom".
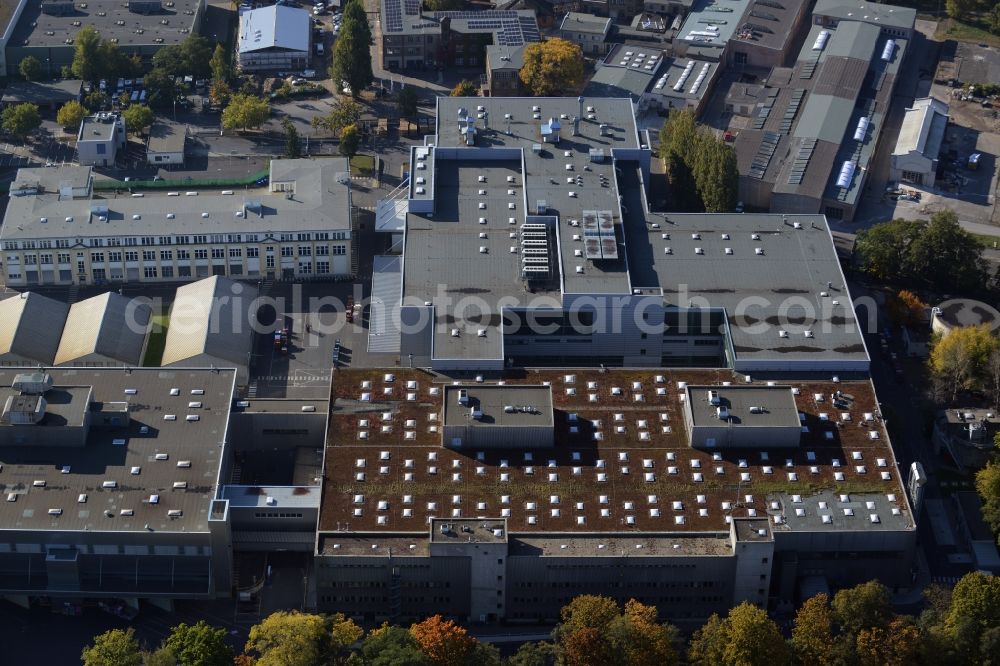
[
  {"left": 970, "top": 232, "right": 1000, "bottom": 249},
  {"left": 349, "top": 154, "right": 375, "bottom": 176},
  {"left": 142, "top": 313, "right": 170, "bottom": 367},
  {"left": 937, "top": 17, "right": 1000, "bottom": 48}
]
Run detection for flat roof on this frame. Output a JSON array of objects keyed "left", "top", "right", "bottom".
[
  {"left": 147, "top": 121, "right": 187, "bottom": 154},
  {"left": 621, "top": 181, "right": 869, "bottom": 366},
  {"left": 10, "top": 0, "right": 202, "bottom": 50},
  {"left": 677, "top": 0, "right": 753, "bottom": 47},
  {"left": 380, "top": 0, "right": 540, "bottom": 44},
  {"left": 1, "top": 79, "right": 82, "bottom": 106},
  {"left": 560, "top": 12, "right": 612, "bottom": 35},
  {"left": 441, "top": 385, "right": 554, "bottom": 427},
  {"left": 79, "top": 115, "right": 118, "bottom": 143},
  {"left": 1, "top": 158, "right": 351, "bottom": 241},
  {"left": 646, "top": 56, "right": 717, "bottom": 105},
  {"left": 813, "top": 0, "right": 916, "bottom": 31},
  {"left": 0, "top": 367, "right": 236, "bottom": 533},
  {"left": 221, "top": 485, "right": 321, "bottom": 508},
  {"left": 320, "top": 368, "right": 911, "bottom": 535},
  {"left": 584, "top": 46, "right": 665, "bottom": 102},
  {"left": 430, "top": 518, "right": 507, "bottom": 543},
  {"left": 686, "top": 385, "right": 800, "bottom": 428}
]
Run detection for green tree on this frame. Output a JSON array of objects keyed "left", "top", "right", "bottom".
[
  {"left": 506, "top": 641, "right": 555, "bottom": 666},
  {"left": 791, "top": 593, "right": 836, "bottom": 666},
  {"left": 56, "top": 100, "right": 87, "bottom": 132},
  {"left": 313, "top": 98, "right": 362, "bottom": 134},
  {"left": 451, "top": 80, "right": 479, "bottom": 97},
  {"left": 854, "top": 217, "right": 924, "bottom": 282},
  {"left": 990, "top": 4, "right": 1000, "bottom": 35},
  {"left": 687, "top": 603, "right": 790, "bottom": 666},
  {"left": 360, "top": 623, "right": 429, "bottom": 666},
  {"left": 97, "top": 40, "right": 131, "bottom": 83},
  {"left": 163, "top": 621, "right": 233, "bottom": 666},
  {"left": 72, "top": 26, "right": 103, "bottom": 82},
  {"left": 144, "top": 68, "right": 178, "bottom": 108},
  {"left": 977, "top": 462, "right": 1000, "bottom": 536},
  {"left": 331, "top": 31, "right": 373, "bottom": 98},
  {"left": 832, "top": 580, "right": 892, "bottom": 636},
  {"left": 152, "top": 34, "right": 214, "bottom": 78},
  {"left": 143, "top": 647, "right": 178, "bottom": 666},
  {"left": 519, "top": 38, "right": 584, "bottom": 96},
  {"left": 945, "top": 572, "right": 1000, "bottom": 661},
  {"left": 208, "top": 79, "right": 232, "bottom": 108},
  {"left": 343, "top": 0, "right": 373, "bottom": 49},
  {"left": 283, "top": 119, "right": 302, "bottom": 158},
  {"left": 692, "top": 132, "right": 738, "bottom": 213},
  {"left": 906, "top": 211, "right": 988, "bottom": 292},
  {"left": 81, "top": 628, "right": 143, "bottom": 666},
  {"left": 19, "top": 56, "right": 43, "bottom": 81},
  {"left": 946, "top": 0, "right": 976, "bottom": 21},
  {"left": 339, "top": 123, "right": 361, "bottom": 156},
  {"left": 245, "top": 611, "right": 328, "bottom": 666},
  {"left": 210, "top": 44, "right": 232, "bottom": 84},
  {"left": 83, "top": 91, "right": 108, "bottom": 112},
  {"left": 123, "top": 104, "right": 155, "bottom": 135},
  {"left": 396, "top": 87, "right": 419, "bottom": 119},
  {"left": 222, "top": 94, "right": 270, "bottom": 131},
  {"left": 1, "top": 103, "right": 41, "bottom": 140}
]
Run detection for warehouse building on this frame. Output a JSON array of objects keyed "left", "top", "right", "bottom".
[
  {"left": 53, "top": 292, "right": 151, "bottom": 367},
  {"left": 2, "top": 0, "right": 205, "bottom": 77},
  {"left": 0, "top": 292, "right": 69, "bottom": 366},
  {"left": 315, "top": 367, "right": 917, "bottom": 624},
  {"left": 372, "top": 96, "right": 869, "bottom": 374},
  {"left": 890, "top": 97, "right": 949, "bottom": 188},
  {"left": 236, "top": 4, "right": 311, "bottom": 72},
  {"left": 733, "top": 1, "right": 914, "bottom": 221},
  {"left": 0, "top": 158, "right": 354, "bottom": 287},
  {"left": 160, "top": 276, "right": 257, "bottom": 385}
]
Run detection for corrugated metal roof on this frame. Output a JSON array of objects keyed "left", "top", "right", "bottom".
[
  {"left": 238, "top": 5, "right": 311, "bottom": 54},
  {"left": 54, "top": 292, "right": 151, "bottom": 365},
  {"left": 161, "top": 277, "right": 257, "bottom": 367},
  {"left": 0, "top": 292, "right": 69, "bottom": 364}
]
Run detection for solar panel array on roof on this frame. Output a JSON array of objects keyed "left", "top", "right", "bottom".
[
  {"left": 385, "top": 0, "right": 403, "bottom": 31},
  {"left": 800, "top": 58, "right": 818, "bottom": 79},
  {"left": 787, "top": 138, "right": 817, "bottom": 185},
  {"left": 780, "top": 89, "right": 806, "bottom": 132},
  {"left": 750, "top": 100, "right": 774, "bottom": 130},
  {"left": 749, "top": 131, "right": 781, "bottom": 180},
  {"left": 756, "top": 0, "right": 784, "bottom": 8}
]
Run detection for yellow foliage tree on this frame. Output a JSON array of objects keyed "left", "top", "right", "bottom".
[
  {"left": 518, "top": 38, "right": 584, "bottom": 96},
  {"left": 929, "top": 324, "right": 998, "bottom": 400},
  {"left": 886, "top": 290, "right": 926, "bottom": 328}
]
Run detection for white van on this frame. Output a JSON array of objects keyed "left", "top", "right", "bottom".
[{"left": 315, "top": 42, "right": 324, "bottom": 56}]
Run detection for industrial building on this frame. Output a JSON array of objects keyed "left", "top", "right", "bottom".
[
  {"left": 378, "top": 2, "right": 540, "bottom": 71},
  {"left": 732, "top": 0, "right": 915, "bottom": 221},
  {"left": 315, "top": 367, "right": 918, "bottom": 624},
  {"left": 559, "top": 13, "right": 613, "bottom": 55},
  {"left": 0, "top": 158, "right": 355, "bottom": 288},
  {"left": 160, "top": 276, "right": 258, "bottom": 386},
  {"left": 53, "top": 292, "right": 151, "bottom": 367},
  {"left": 2, "top": 0, "right": 205, "bottom": 78},
  {"left": 0, "top": 367, "right": 237, "bottom": 606},
  {"left": 0, "top": 292, "right": 69, "bottom": 367},
  {"left": 372, "top": 96, "right": 868, "bottom": 373},
  {"left": 890, "top": 97, "right": 949, "bottom": 188},
  {"left": 236, "top": 4, "right": 311, "bottom": 73}
]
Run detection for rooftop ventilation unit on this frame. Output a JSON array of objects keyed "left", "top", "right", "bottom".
[{"left": 12, "top": 373, "right": 52, "bottom": 395}]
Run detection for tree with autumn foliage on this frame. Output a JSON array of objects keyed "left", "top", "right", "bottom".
[
  {"left": 687, "top": 602, "right": 790, "bottom": 666},
  {"left": 855, "top": 616, "right": 922, "bottom": 666},
  {"left": 409, "top": 614, "right": 498, "bottom": 666},
  {"left": 790, "top": 593, "right": 836, "bottom": 666},
  {"left": 886, "top": 289, "right": 927, "bottom": 328},
  {"left": 553, "top": 595, "right": 679, "bottom": 666},
  {"left": 518, "top": 38, "right": 584, "bottom": 96}
]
